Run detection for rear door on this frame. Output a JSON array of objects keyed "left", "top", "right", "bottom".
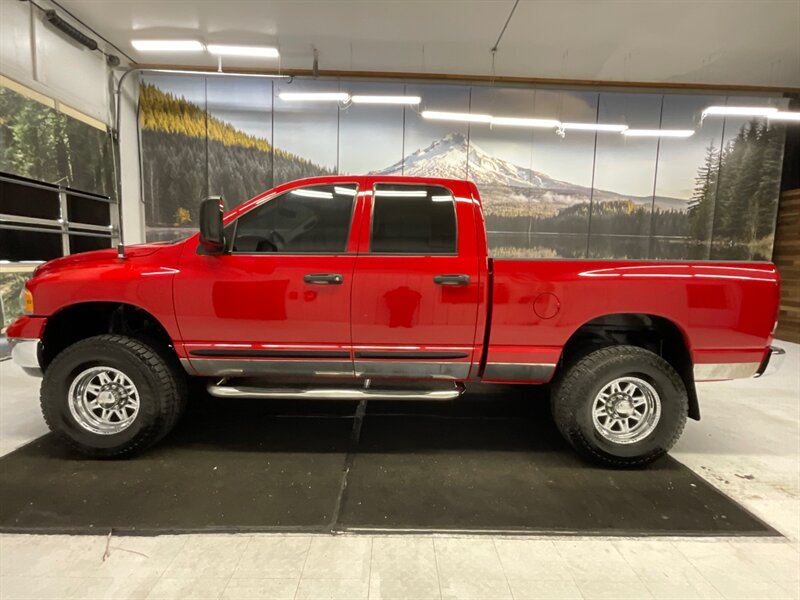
[{"left": 350, "top": 181, "right": 482, "bottom": 380}]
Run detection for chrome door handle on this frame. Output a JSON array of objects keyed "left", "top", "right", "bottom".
[
  {"left": 433, "top": 274, "right": 470, "bottom": 286},
  {"left": 304, "top": 273, "right": 343, "bottom": 285}
]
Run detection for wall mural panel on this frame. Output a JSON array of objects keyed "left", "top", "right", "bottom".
[
  {"left": 339, "top": 80, "right": 405, "bottom": 177},
  {"left": 272, "top": 79, "right": 338, "bottom": 186},
  {"left": 138, "top": 75, "right": 788, "bottom": 261},
  {"left": 206, "top": 77, "right": 273, "bottom": 217},
  {"left": 0, "top": 85, "right": 115, "bottom": 198}
]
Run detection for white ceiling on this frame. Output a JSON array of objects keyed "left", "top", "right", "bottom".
[{"left": 58, "top": 0, "right": 800, "bottom": 88}]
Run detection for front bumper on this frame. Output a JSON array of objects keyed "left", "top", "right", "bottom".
[
  {"left": 756, "top": 345, "right": 786, "bottom": 378},
  {"left": 9, "top": 338, "right": 43, "bottom": 377}
]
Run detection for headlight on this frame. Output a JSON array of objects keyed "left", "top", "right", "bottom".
[{"left": 20, "top": 286, "right": 33, "bottom": 315}]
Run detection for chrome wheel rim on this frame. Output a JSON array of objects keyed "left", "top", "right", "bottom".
[
  {"left": 68, "top": 366, "right": 140, "bottom": 435},
  {"left": 591, "top": 376, "right": 661, "bottom": 445}
]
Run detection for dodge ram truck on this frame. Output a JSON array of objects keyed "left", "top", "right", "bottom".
[{"left": 7, "top": 176, "right": 784, "bottom": 467}]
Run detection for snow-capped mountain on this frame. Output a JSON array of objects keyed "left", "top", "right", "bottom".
[{"left": 371, "top": 132, "right": 686, "bottom": 211}]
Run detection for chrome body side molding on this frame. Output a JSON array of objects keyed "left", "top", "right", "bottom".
[
  {"left": 482, "top": 362, "right": 556, "bottom": 382},
  {"left": 189, "top": 359, "right": 354, "bottom": 378},
  {"left": 354, "top": 361, "right": 470, "bottom": 380}
]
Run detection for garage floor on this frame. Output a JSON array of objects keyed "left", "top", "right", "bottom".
[{"left": 0, "top": 342, "right": 798, "bottom": 599}]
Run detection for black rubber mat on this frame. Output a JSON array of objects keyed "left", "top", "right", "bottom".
[
  {"left": 0, "top": 390, "right": 775, "bottom": 536},
  {"left": 0, "top": 399, "right": 356, "bottom": 534}
]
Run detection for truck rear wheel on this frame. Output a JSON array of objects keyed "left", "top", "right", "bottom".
[
  {"left": 40, "top": 335, "right": 186, "bottom": 458},
  {"left": 551, "top": 345, "right": 688, "bottom": 468}
]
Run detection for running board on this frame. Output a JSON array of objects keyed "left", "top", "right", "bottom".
[{"left": 207, "top": 382, "right": 465, "bottom": 401}]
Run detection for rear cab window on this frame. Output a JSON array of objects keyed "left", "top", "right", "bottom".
[{"left": 370, "top": 184, "right": 457, "bottom": 254}]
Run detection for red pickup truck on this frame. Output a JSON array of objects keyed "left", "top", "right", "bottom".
[{"left": 7, "top": 176, "right": 784, "bottom": 467}]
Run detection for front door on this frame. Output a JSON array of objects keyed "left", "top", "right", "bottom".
[
  {"left": 174, "top": 182, "right": 361, "bottom": 378},
  {"left": 350, "top": 181, "right": 482, "bottom": 380}
]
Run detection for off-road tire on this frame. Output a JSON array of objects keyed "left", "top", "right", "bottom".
[
  {"left": 551, "top": 345, "right": 688, "bottom": 468},
  {"left": 40, "top": 334, "right": 186, "bottom": 458}
]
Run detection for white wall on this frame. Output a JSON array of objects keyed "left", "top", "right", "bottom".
[
  {"left": 0, "top": 0, "right": 111, "bottom": 123},
  {"left": 0, "top": 0, "right": 144, "bottom": 242}
]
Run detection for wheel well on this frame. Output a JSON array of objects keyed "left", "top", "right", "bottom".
[
  {"left": 560, "top": 313, "right": 700, "bottom": 420},
  {"left": 41, "top": 303, "right": 175, "bottom": 370}
]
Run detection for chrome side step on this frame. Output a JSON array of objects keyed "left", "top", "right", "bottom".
[{"left": 207, "top": 382, "right": 465, "bottom": 401}]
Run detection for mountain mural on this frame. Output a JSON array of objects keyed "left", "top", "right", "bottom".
[
  {"left": 372, "top": 132, "right": 687, "bottom": 213},
  {"left": 139, "top": 82, "right": 332, "bottom": 239},
  {"left": 135, "top": 78, "right": 783, "bottom": 261}
]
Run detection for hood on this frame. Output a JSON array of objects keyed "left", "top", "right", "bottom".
[{"left": 34, "top": 242, "right": 176, "bottom": 277}]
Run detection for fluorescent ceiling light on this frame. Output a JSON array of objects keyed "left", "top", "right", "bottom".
[
  {"left": 146, "top": 69, "right": 288, "bottom": 79},
  {"left": 561, "top": 122, "right": 628, "bottom": 132},
  {"left": 131, "top": 40, "right": 204, "bottom": 52},
  {"left": 333, "top": 186, "right": 357, "bottom": 195},
  {"left": 623, "top": 129, "right": 695, "bottom": 138},
  {"left": 702, "top": 106, "right": 778, "bottom": 118},
  {"left": 431, "top": 195, "right": 453, "bottom": 202},
  {"left": 491, "top": 116, "right": 561, "bottom": 128},
  {"left": 291, "top": 189, "right": 333, "bottom": 198},
  {"left": 767, "top": 111, "right": 800, "bottom": 122},
  {"left": 350, "top": 95, "right": 421, "bottom": 105},
  {"left": 374, "top": 190, "right": 428, "bottom": 197},
  {"left": 421, "top": 110, "right": 492, "bottom": 123},
  {"left": 207, "top": 44, "right": 279, "bottom": 58},
  {"left": 279, "top": 92, "right": 349, "bottom": 102}
]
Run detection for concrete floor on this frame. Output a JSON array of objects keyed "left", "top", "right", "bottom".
[{"left": 0, "top": 342, "right": 798, "bottom": 599}]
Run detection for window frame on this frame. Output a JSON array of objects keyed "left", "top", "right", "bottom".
[
  {"left": 367, "top": 182, "right": 459, "bottom": 256},
  {"left": 228, "top": 182, "right": 360, "bottom": 256}
]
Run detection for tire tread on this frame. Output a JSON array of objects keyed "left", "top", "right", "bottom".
[
  {"left": 40, "top": 334, "right": 185, "bottom": 458},
  {"left": 551, "top": 345, "right": 688, "bottom": 468}
]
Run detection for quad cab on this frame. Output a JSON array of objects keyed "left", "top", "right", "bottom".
[{"left": 7, "top": 176, "right": 784, "bottom": 467}]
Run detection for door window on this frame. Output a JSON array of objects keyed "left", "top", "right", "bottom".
[
  {"left": 233, "top": 184, "right": 357, "bottom": 254},
  {"left": 370, "top": 184, "right": 457, "bottom": 254}
]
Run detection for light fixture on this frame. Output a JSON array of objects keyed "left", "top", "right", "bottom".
[
  {"left": 623, "top": 129, "right": 695, "bottom": 138},
  {"left": 350, "top": 95, "right": 421, "bottom": 105},
  {"left": 702, "top": 106, "right": 778, "bottom": 118},
  {"left": 278, "top": 92, "right": 350, "bottom": 102},
  {"left": 421, "top": 110, "right": 492, "bottom": 123},
  {"left": 490, "top": 116, "right": 561, "bottom": 128},
  {"left": 291, "top": 189, "right": 333, "bottom": 199},
  {"left": 207, "top": 44, "right": 279, "bottom": 58},
  {"left": 45, "top": 10, "right": 97, "bottom": 50},
  {"left": 561, "top": 122, "right": 629, "bottom": 132},
  {"left": 131, "top": 40, "right": 204, "bottom": 52},
  {"left": 767, "top": 111, "right": 800, "bottom": 122},
  {"left": 145, "top": 69, "right": 288, "bottom": 79}
]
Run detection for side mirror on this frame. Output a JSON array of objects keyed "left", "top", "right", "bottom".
[{"left": 199, "top": 196, "right": 226, "bottom": 254}]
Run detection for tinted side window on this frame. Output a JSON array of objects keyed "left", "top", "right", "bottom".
[
  {"left": 233, "top": 184, "right": 356, "bottom": 253},
  {"left": 370, "top": 184, "right": 456, "bottom": 254}
]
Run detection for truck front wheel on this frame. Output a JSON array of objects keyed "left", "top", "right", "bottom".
[
  {"left": 551, "top": 345, "right": 688, "bottom": 468},
  {"left": 40, "top": 335, "right": 186, "bottom": 458}
]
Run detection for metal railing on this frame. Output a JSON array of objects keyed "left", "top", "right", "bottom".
[{"left": 0, "top": 173, "right": 119, "bottom": 257}]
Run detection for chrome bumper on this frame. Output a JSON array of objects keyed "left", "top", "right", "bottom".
[
  {"left": 693, "top": 345, "right": 785, "bottom": 381},
  {"left": 9, "top": 338, "right": 42, "bottom": 377},
  {"left": 756, "top": 346, "right": 786, "bottom": 378}
]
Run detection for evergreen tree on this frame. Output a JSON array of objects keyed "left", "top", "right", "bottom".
[
  {"left": 752, "top": 123, "right": 785, "bottom": 240},
  {"left": 687, "top": 143, "right": 719, "bottom": 242}
]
